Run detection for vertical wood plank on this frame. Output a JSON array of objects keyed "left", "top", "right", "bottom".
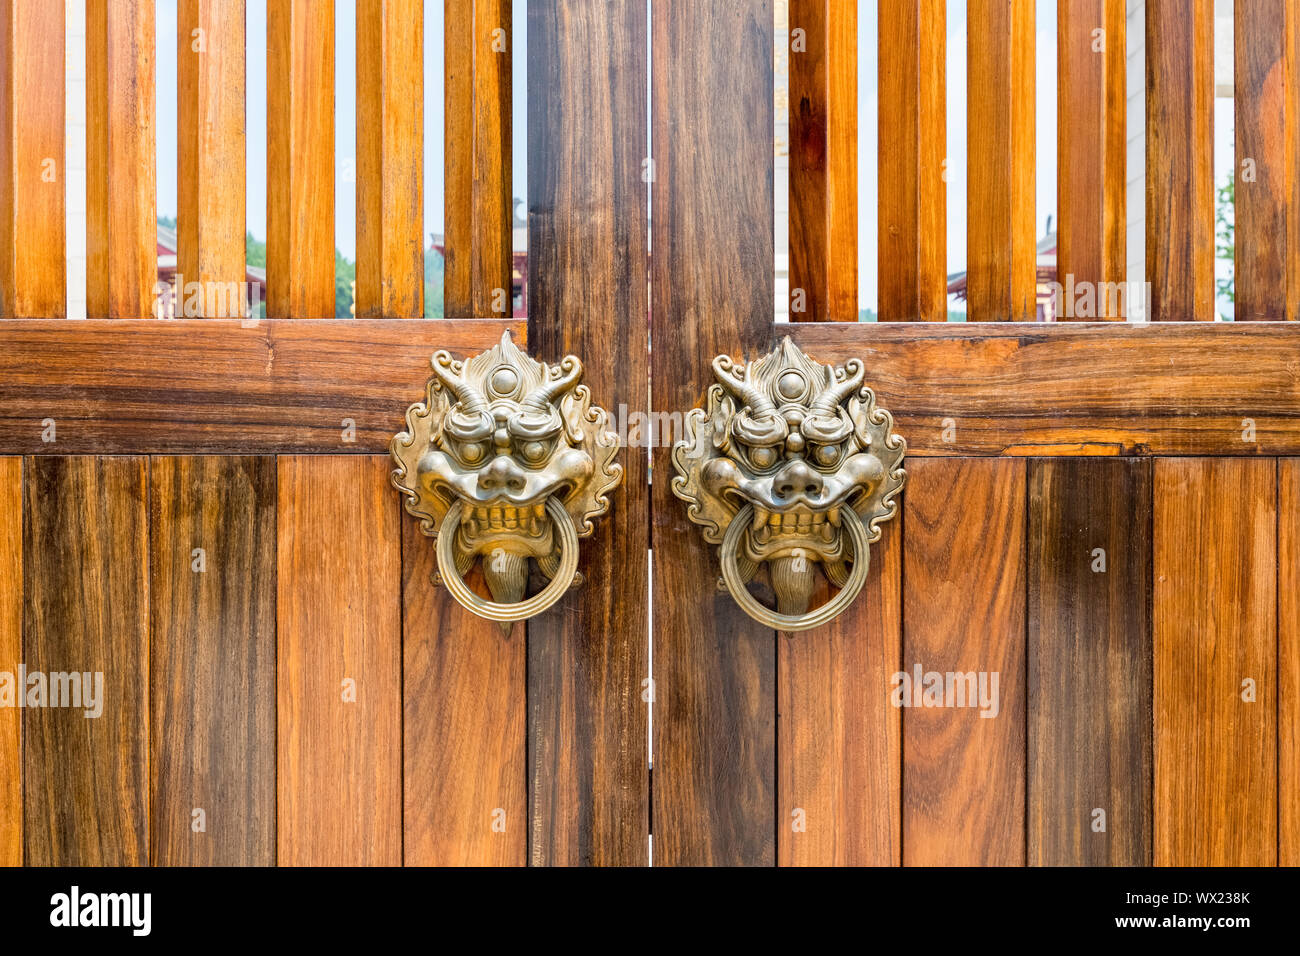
[
  {"left": 23, "top": 456, "right": 149, "bottom": 866},
  {"left": 878, "top": 0, "right": 946, "bottom": 322},
  {"left": 527, "top": 0, "right": 649, "bottom": 866},
  {"left": 1028, "top": 458, "right": 1152, "bottom": 865},
  {"left": 1233, "top": 0, "right": 1299, "bottom": 321},
  {"left": 444, "top": 0, "right": 512, "bottom": 317},
  {"left": 277, "top": 456, "right": 401, "bottom": 865},
  {"left": 651, "top": 0, "right": 775, "bottom": 867},
  {"left": 1057, "top": 0, "right": 1127, "bottom": 319},
  {"left": 267, "top": 0, "right": 334, "bottom": 318},
  {"left": 1281, "top": 459, "right": 1300, "bottom": 864},
  {"left": 0, "top": 458, "right": 19, "bottom": 865},
  {"left": 1146, "top": 0, "right": 1215, "bottom": 321},
  {"left": 1153, "top": 458, "right": 1276, "bottom": 865},
  {"left": 0, "top": 0, "right": 65, "bottom": 317},
  {"left": 778, "top": 520, "right": 901, "bottom": 866},
  {"left": 967, "top": 0, "right": 1036, "bottom": 321},
  {"left": 86, "top": 0, "right": 156, "bottom": 319},
  {"left": 789, "top": 0, "right": 856, "bottom": 320},
  {"left": 149, "top": 457, "right": 275, "bottom": 866},
  {"left": 903, "top": 458, "right": 1026, "bottom": 865},
  {"left": 178, "top": 0, "right": 247, "bottom": 319},
  {"left": 356, "top": 0, "right": 423, "bottom": 318}
]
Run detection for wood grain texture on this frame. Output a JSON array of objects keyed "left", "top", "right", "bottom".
[
  {"left": 149, "top": 456, "right": 275, "bottom": 866},
  {"left": 86, "top": 0, "right": 156, "bottom": 319},
  {"left": 878, "top": 0, "right": 945, "bottom": 322},
  {"left": 527, "top": 0, "right": 648, "bottom": 866},
  {"left": 276, "top": 456, "right": 401, "bottom": 865},
  {"left": 1281, "top": 459, "right": 1300, "bottom": 864},
  {"left": 1028, "top": 458, "right": 1152, "bottom": 865},
  {"left": 1146, "top": 0, "right": 1215, "bottom": 321},
  {"left": 1234, "top": 0, "right": 1299, "bottom": 321},
  {"left": 778, "top": 519, "right": 901, "bottom": 866},
  {"left": 402, "top": 520, "right": 524, "bottom": 866},
  {"left": 0, "top": 0, "right": 65, "bottom": 318},
  {"left": 967, "top": 0, "right": 1035, "bottom": 321},
  {"left": 1153, "top": 458, "right": 1276, "bottom": 865},
  {"left": 0, "top": 318, "right": 520, "bottom": 454},
  {"left": 0, "top": 458, "right": 19, "bottom": 865},
  {"left": 651, "top": 0, "right": 775, "bottom": 867},
  {"left": 791, "top": 321, "right": 1300, "bottom": 455},
  {"left": 903, "top": 458, "right": 1026, "bottom": 865},
  {"left": 23, "top": 456, "right": 149, "bottom": 865},
  {"left": 789, "top": 0, "right": 856, "bottom": 321},
  {"left": 178, "top": 0, "right": 247, "bottom": 318},
  {"left": 267, "top": 0, "right": 334, "bottom": 318},
  {"left": 445, "top": 0, "right": 512, "bottom": 317},
  {"left": 357, "top": 0, "right": 423, "bottom": 318},
  {"left": 1057, "top": 0, "right": 1126, "bottom": 318}
]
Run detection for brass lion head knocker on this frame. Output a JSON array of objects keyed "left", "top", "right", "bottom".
[
  {"left": 671, "top": 337, "right": 905, "bottom": 631},
  {"left": 391, "top": 331, "right": 622, "bottom": 624}
]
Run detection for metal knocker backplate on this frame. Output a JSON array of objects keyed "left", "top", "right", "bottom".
[{"left": 671, "top": 337, "right": 905, "bottom": 631}]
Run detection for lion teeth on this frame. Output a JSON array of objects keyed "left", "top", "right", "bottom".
[
  {"left": 752, "top": 507, "right": 770, "bottom": 531},
  {"left": 820, "top": 520, "right": 834, "bottom": 542},
  {"left": 827, "top": 507, "right": 841, "bottom": 527}
]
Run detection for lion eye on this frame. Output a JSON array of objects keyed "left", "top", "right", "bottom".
[
  {"left": 747, "top": 445, "right": 778, "bottom": 470},
  {"left": 813, "top": 443, "right": 841, "bottom": 467},
  {"left": 458, "top": 441, "right": 487, "bottom": 465},
  {"left": 519, "top": 440, "right": 549, "bottom": 464}
]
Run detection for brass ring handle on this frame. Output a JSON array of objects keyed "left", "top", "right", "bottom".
[
  {"left": 719, "top": 503, "right": 872, "bottom": 631},
  {"left": 435, "top": 497, "right": 580, "bottom": 622}
]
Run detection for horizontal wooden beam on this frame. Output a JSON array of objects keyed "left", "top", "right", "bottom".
[
  {"left": 790, "top": 322, "right": 1300, "bottom": 455},
  {"left": 0, "top": 319, "right": 520, "bottom": 454}
]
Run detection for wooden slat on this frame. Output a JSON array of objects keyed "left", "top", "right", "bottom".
[
  {"left": 1233, "top": 0, "right": 1299, "bottom": 321},
  {"left": 1057, "top": 0, "right": 1126, "bottom": 319},
  {"left": 1153, "top": 458, "right": 1276, "bottom": 865},
  {"left": 778, "top": 520, "right": 901, "bottom": 866},
  {"left": 651, "top": 0, "right": 775, "bottom": 867},
  {"left": 0, "top": 457, "right": 19, "bottom": 866},
  {"left": 527, "top": 0, "right": 649, "bottom": 866},
  {"left": 967, "top": 0, "right": 1035, "bottom": 321},
  {"left": 445, "top": 0, "right": 512, "bottom": 317},
  {"left": 878, "top": 0, "right": 946, "bottom": 322},
  {"left": 903, "top": 458, "right": 1025, "bottom": 865},
  {"left": 277, "top": 456, "right": 401, "bottom": 865},
  {"left": 23, "top": 456, "right": 149, "bottom": 865},
  {"left": 1282, "top": 459, "right": 1300, "bottom": 865},
  {"left": 1028, "top": 458, "right": 1152, "bottom": 865},
  {"left": 0, "top": 318, "right": 520, "bottom": 454},
  {"left": 267, "top": 0, "right": 334, "bottom": 317},
  {"left": 86, "top": 0, "right": 156, "bottom": 319},
  {"left": 1146, "top": 0, "right": 1214, "bottom": 321},
  {"left": 356, "top": 0, "right": 423, "bottom": 318},
  {"left": 178, "top": 0, "right": 247, "bottom": 318},
  {"left": 0, "top": 0, "right": 65, "bottom": 317},
  {"left": 402, "top": 522, "right": 524, "bottom": 866},
  {"left": 149, "top": 456, "right": 275, "bottom": 866},
  {"left": 788, "top": 0, "right": 856, "bottom": 320}
]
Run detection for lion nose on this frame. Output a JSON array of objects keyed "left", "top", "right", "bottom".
[
  {"left": 478, "top": 455, "right": 527, "bottom": 494},
  {"left": 774, "top": 460, "right": 823, "bottom": 499}
]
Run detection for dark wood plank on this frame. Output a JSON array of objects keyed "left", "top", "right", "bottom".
[
  {"left": 1153, "top": 458, "right": 1276, "bottom": 865},
  {"left": 527, "top": 0, "right": 649, "bottom": 866},
  {"left": 902, "top": 458, "right": 1026, "bottom": 865},
  {"left": 23, "top": 456, "right": 149, "bottom": 865},
  {"left": 0, "top": 318, "right": 520, "bottom": 454},
  {"left": 0, "top": 457, "right": 19, "bottom": 865},
  {"left": 1028, "top": 458, "right": 1152, "bottom": 865},
  {"left": 276, "top": 456, "right": 401, "bottom": 865},
  {"left": 650, "top": 0, "right": 775, "bottom": 867},
  {"left": 149, "top": 456, "right": 275, "bottom": 866},
  {"left": 1282, "top": 459, "right": 1300, "bottom": 865}
]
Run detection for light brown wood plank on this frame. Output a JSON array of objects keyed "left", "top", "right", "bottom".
[
  {"left": 277, "top": 456, "right": 401, "bottom": 865},
  {"left": 1282, "top": 459, "right": 1300, "bottom": 864},
  {"left": 0, "top": 457, "right": 19, "bottom": 865},
  {"left": 1153, "top": 458, "right": 1276, "bottom": 865}
]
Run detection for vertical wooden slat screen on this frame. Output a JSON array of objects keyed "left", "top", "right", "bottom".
[
  {"left": 445, "top": 0, "right": 512, "bottom": 317},
  {"left": 1057, "top": 0, "right": 1126, "bottom": 319},
  {"left": 651, "top": 0, "right": 775, "bottom": 867},
  {"left": 86, "top": 0, "right": 156, "bottom": 319},
  {"left": 967, "top": 0, "right": 1035, "bottom": 321},
  {"left": 178, "top": 0, "right": 247, "bottom": 318},
  {"left": 1282, "top": 459, "right": 1300, "bottom": 865},
  {"left": 1146, "top": 0, "right": 1214, "bottom": 322},
  {"left": 267, "top": 0, "right": 334, "bottom": 318},
  {"left": 878, "top": 0, "right": 945, "bottom": 322},
  {"left": 1233, "top": 0, "right": 1299, "bottom": 321},
  {"left": 0, "top": 458, "right": 18, "bottom": 866},
  {"left": 357, "top": 0, "right": 423, "bottom": 318},
  {"left": 0, "top": 0, "right": 65, "bottom": 318},
  {"left": 528, "top": 0, "right": 649, "bottom": 866},
  {"left": 788, "top": 0, "right": 856, "bottom": 320}
]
